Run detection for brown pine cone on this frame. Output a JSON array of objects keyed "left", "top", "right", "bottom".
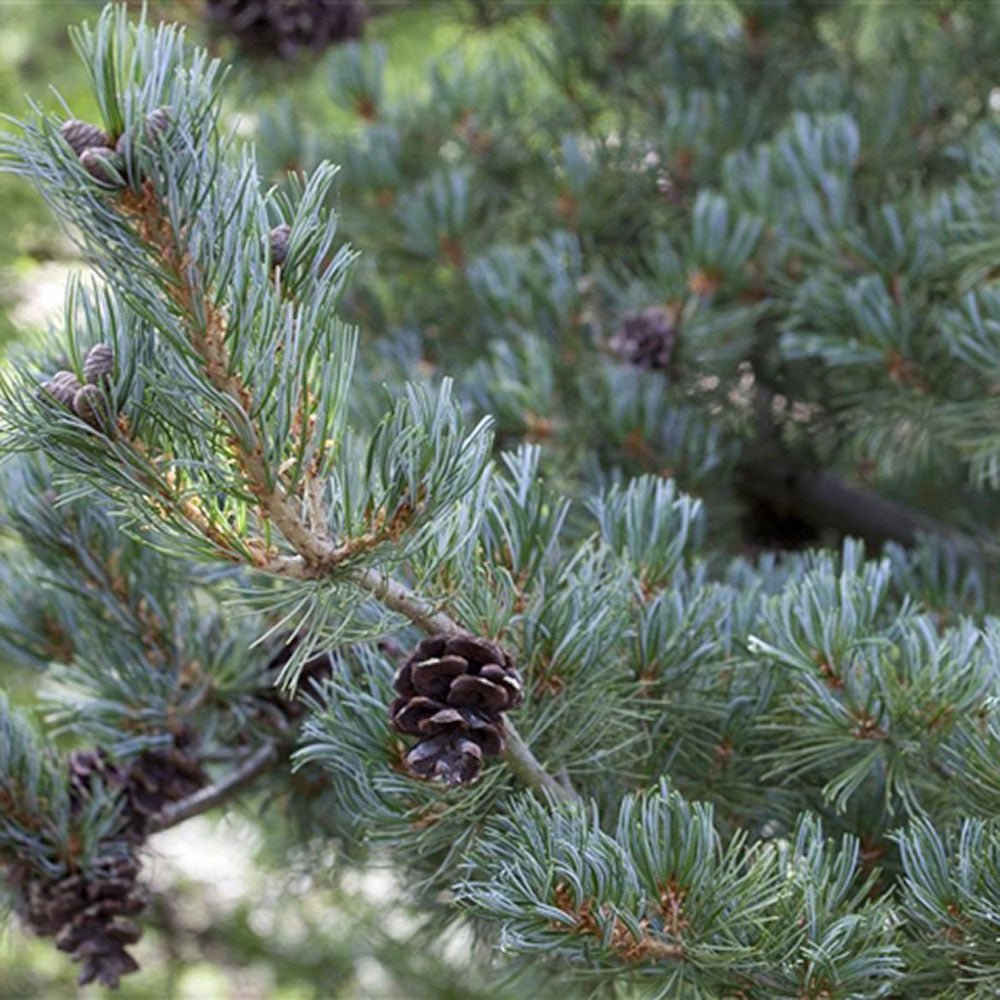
[
  {"left": 404, "top": 732, "right": 486, "bottom": 785},
  {"left": 125, "top": 742, "right": 206, "bottom": 824},
  {"left": 205, "top": 0, "right": 367, "bottom": 60},
  {"left": 608, "top": 306, "right": 678, "bottom": 373},
  {"left": 390, "top": 635, "right": 523, "bottom": 786},
  {"left": 7, "top": 732, "right": 209, "bottom": 990},
  {"left": 255, "top": 634, "right": 335, "bottom": 722},
  {"left": 11, "top": 846, "right": 145, "bottom": 988}
]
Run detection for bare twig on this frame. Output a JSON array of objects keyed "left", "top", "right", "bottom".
[
  {"left": 149, "top": 741, "right": 280, "bottom": 833},
  {"left": 351, "top": 567, "right": 464, "bottom": 635}
]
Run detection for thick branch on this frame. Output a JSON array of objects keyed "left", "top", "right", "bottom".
[
  {"left": 503, "top": 719, "right": 578, "bottom": 803},
  {"left": 149, "top": 741, "right": 279, "bottom": 833},
  {"left": 741, "top": 384, "right": 1000, "bottom": 559},
  {"left": 743, "top": 457, "right": 1000, "bottom": 561}
]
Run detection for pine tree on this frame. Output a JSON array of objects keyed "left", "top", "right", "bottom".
[{"left": 5, "top": 2, "right": 1000, "bottom": 995}]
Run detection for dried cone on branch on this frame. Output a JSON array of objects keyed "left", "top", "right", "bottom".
[
  {"left": 390, "top": 635, "right": 523, "bottom": 786},
  {"left": 608, "top": 306, "right": 678, "bottom": 373},
  {"left": 9, "top": 749, "right": 145, "bottom": 988},
  {"left": 256, "top": 635, "right": 335, "bottom": 722},
  {"left": 204, "top": 0, "right": 367, "bottom": 60},
  {"left": 11, "top": 851, "right": 145, "bottom": 988},
  {"left": 9, "top": 734, "right": 208, "bottom": 986}
]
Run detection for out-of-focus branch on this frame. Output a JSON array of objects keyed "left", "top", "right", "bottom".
[{"left": 149, "top": 741, "right": 280, "bottom": 832}]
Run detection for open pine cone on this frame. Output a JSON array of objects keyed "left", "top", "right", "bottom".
[
  {"left": 608, "top": 306, "right": 678, "bottom": 373},
  {"left": 390, "top": 635, "right": 523, "bottom": 786},
  {"left": 204, "top": 0, "right": 366, "bottom": 60},
  {"left": 8, "top": 733, "right": 209, "bottom": 988},
  {"left": 10, "top": 847, "right": 145, "bottom": 988}
]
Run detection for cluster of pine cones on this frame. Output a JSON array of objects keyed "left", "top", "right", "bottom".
[
  {"left": 8, "top": 739, "right": 205, "bottom": 988},
  {"left": 60, "top": 109, "right": 172, "bottom": 190},
  {"left": 39, "top": 343, "right": 116, "bottom": 430},
  {"left": 204, "top": 0, "right": 366, "bottom": 60},
  {"left": 10, "top": 624, "right": 522, "bottom": 987},
  {"left": 390, "top": 635, "right": 523, "bottom": 786}
]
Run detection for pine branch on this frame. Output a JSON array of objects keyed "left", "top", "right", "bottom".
[
  {"left": 0, "top": 9, "right": 570, "bottom": 810},
  {"left": 108, "top": 180, "right": 576, "bottom": 803}
]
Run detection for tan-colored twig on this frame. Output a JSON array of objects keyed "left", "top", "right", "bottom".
[{"left": 114, "top": 181, "right": 576, "bottom": 803}]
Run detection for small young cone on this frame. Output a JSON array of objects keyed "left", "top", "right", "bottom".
[
  {"left": 270, "top": 223, "right": 292, "bottom": 267},
  {"left": 145, "top": 106, "right": 173, "bottom": 142},
  {"left": 83, "top": 343, "right": 114, "bottom": 386},
  {"left": 60, "top": 119, "right": 110, "bottom": 156},
  {"left": 72, "top": 384, "right": 113, "bottom": 431},
  {"left": 115, "top": 108, "right": 175, "bottom": 161},
  {"left": 79, "top": 148, "right": 126, "bottom": 189},
  {"left": 42, "top": 370, "right": 81, "bottom": 409}
]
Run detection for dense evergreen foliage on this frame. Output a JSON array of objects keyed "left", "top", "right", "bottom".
[{"left": 5, "top": 2, "right": 1000, "bottom": 995}]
